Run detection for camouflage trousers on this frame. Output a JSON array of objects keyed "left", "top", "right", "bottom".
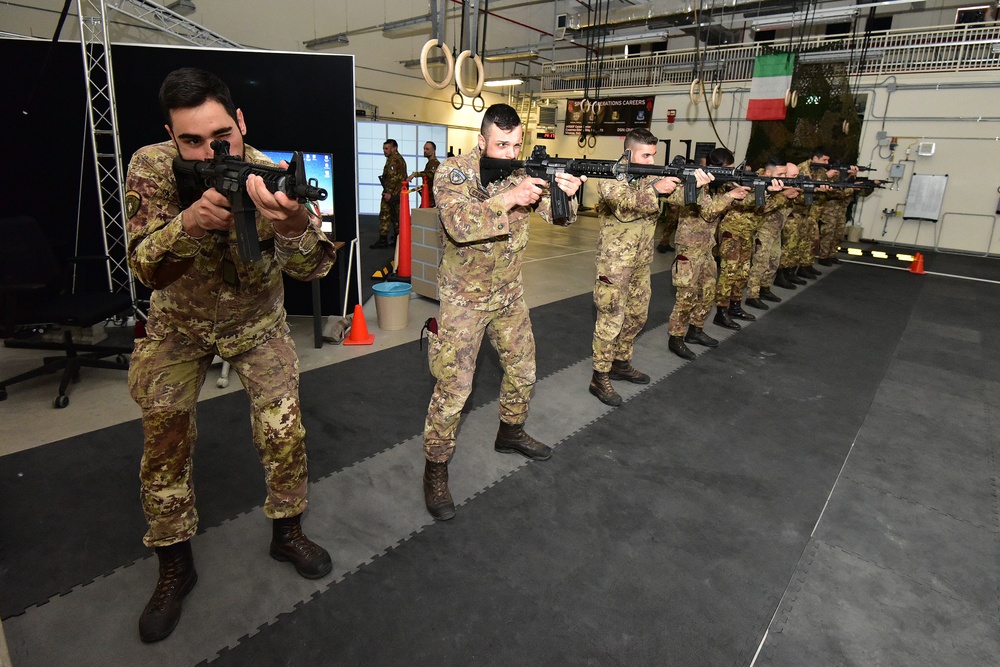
[
  {"left": 780, "top": 214, "right": 818, "bottom": 268},
  {"left": 715, "top": 228, "right": 756, "bottom": 306},
  {"left": 592, "top": 262, "right": 651, "bottom": 372},
  {"left": 818, "top": 214, "right": 846, "bottom": 259},
  {"left": 129, "top": 329, "right": 308, "bottom": 548},
  {"left": 747, "top": 217, "right": 783, "bottom": 298},
  {"left": 424, "top": 297, "right": 535, "bottom": 463},
  {"left": 378, "top": 196, "right": 401, "bottom": 238},
  {"left": 658, "top": 204, "right": 679, "bottom": 247},
  {"left": 668, "top": 246, "right": 717, "bottom": 337}
]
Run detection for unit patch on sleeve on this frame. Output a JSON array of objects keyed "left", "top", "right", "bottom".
[
  {"left": 449, "top": 169, "right": 467, "bottom": 185},
  {"left": 124, "top": 190, "right": 141, "bottom": 219}
]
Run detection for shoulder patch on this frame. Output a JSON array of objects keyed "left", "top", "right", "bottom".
[
  {"left": 125, "top": 190, "right": 141, "bottom": 219},
  {"left": 449, "top": 169, "right": 467, "bottom": 185}
]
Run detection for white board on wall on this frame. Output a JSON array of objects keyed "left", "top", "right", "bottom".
[{"left": 903, "top": 174, "right": 948, "bottom": 221}]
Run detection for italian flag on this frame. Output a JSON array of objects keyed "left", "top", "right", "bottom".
[{"left": 746, "top": 53, "right": 795, "bottom": 121}]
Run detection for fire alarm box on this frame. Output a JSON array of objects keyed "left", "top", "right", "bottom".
[{"left": 667, "top": 109, "right": 677, "bottom": 123}]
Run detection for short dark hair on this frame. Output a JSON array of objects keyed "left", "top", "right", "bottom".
[
  {"left": 624, "top": 128, "right": 658, "bottom": 150},
  {"left": 384, "top": 139, "right": 398, "bottom": 149},
  {"left": 425, "top": 141, "right": 436, "bottom": 150},
  {"left": 765, "top": 155, "right": 786, "bottom": 170},
  {"left": 481, "top": 104, "right": 521, "bottom": 136},
  {"left": 708, "top": 148, "right": 735, "bottom": 167},
  {"left": 159, "top": 67, "right": 238, "bottom": 128},
  {"left": 812, "top": 146, "right": 830, "bottom": 160}
]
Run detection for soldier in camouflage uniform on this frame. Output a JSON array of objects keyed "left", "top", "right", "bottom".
[
  {"left": 589, "top": 129, "right": 682, "bottom": 407},
  {"left": 655, "top": 194, "right": 679, "bottom": 253},
  {"left": 124, "top": 68, "right": 336, "bottom": 643},
  {"left": 422, "top": 104, "right": 584, "bottom": 521},
  {"left": 667, "top": 150, "right": 747, "bottom": 361},
  {"left": 811, "top": 148, "right": 858, "bottom": 266},
  {"left": 371, "top": 138, "right": 407, "bottom": 248},
  {"left": 748, "top": 161, "right": 800, "bottom": 302},
  {"left": 409, "top": 140, "right": 441, "bottom": 208}
]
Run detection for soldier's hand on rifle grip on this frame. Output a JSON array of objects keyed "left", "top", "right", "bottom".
[
  {"left": 246, "top": 173, "right": 309, "bottom": 238},
  {"left": 692, "top": 168, "right": 714, "bottom": 188},
  {"left": 654, "top": 176, "right": 681, "bottom": 195},
  {"left": 553, "top": 172, "right": 585, "bottom": 197},
  {"left": 506, "top": 176, "right": 548, "bottom": 208},
  {"left": 728, "top": 185, "right": 751, "bottom": 200},
  {"left": 182, "top": 187, "right": 234, "bottom": 238},
  {"left": 826, "top": 168, "right": 840, "bottom": 180},
  {"left": 767, "top": 179, "right": 785, "bottom": 192}
]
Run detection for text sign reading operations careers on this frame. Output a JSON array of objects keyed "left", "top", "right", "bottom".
[{"left": 564, "top": 96, "right": 655, "bottom": 136}]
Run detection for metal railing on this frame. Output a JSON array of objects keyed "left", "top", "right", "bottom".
[{"left": 542, "top": 21, "right": 1000, "bottom": 94}]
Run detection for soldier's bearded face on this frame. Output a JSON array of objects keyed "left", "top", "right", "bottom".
[
  {"left": 627, "top": 142, "right": 658, "bottom": 165},
  {"left": 765, "top": 164, "right": 787, "bottom": 178},
  {"left": 166, "top": 100, "right": 246, "bottom": 162},
  {"left": 479, "top": 125, "right": 523, "bottom": 160},
  {"left": 423, "top": 142, "right": 434, "bottom": 157}
]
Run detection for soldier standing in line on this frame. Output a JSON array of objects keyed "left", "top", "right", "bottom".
[
  {"left": 746, "top": 160, "right": 800, "bottom": 304},
  {"left": 409, "top": 140, "right": 441, "bottom": 208},
  {"left": 124, "top": 68, "right": 336, "bottom": 643},
  {"left": 421, "top": 104, "right": 585, "bottom": 521},
  {"left": 811, "top": 147, "right": 857, "bottom": 266},
  {"left": 371, "top": 138, "right": 407, "bottom": 248},
  {"left": 666, "top": 149, "right": 746, "bottom": 361},
  {"left": 588, "top": 129, "right": 682, "bottom": 407}
]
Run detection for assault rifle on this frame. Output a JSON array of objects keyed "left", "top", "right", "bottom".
[
  {"left": 809, "top": 162, "right": 875, "bottom": 177},
  {"left": 173, "top": 140, "right": 329, "bottom": 262},
  {"left": 479, "top": 145, "right": 773, "bottom": 220},
  {"left": 783, "top": 174, "right": 883, "bottom": 205}
]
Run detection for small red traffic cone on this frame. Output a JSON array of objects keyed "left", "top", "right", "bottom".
[
  {"left": 909, "top": 252, "right": 925, "bottom": 275},
  {"left": 343, "top": 304, "right": 375, "bottom": 345},
  {"left": 420, "top": 180, "right": 432, "bottom": 208},
  {"left": 397, "top": 182, "right": 412, "bottom": 279}
]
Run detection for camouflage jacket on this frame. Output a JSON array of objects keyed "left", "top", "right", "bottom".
[
  {"left": 432, "top": 145, "right": 576, "bottom": 310},
  {"left": 595, "top": 175, "right": 660, "bottom": 269},
  {"left": 421, "top": 156, "right": 441, "bottom": 182},
  {"left": 125, "top": 141, "right": 336, "bottom": 356},
  {"left": 382, "top": 152, "right": 408, "bottom": 196},
  {"left": 670, "top": 185, "right": 740, "bottom": 250}
]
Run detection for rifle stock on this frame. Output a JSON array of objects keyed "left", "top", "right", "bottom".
[{"left": 172, "top": 140, "right": 328, "bottom": 261}]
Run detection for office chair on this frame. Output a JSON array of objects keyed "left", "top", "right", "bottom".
[{"left": 0, "top": 215, "right": 134, "bottom": 408}]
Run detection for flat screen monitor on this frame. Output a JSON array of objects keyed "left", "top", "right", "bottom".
[{"left": 259, "top": 150, "right": 335, "bottom": 231}]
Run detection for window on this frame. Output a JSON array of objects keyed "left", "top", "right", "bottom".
[
  {"left": 356, "top": 121, "right": 448, "bottom": 215},
  {"left": 956, "top": 6, "right": 990, "bottom": 24}
]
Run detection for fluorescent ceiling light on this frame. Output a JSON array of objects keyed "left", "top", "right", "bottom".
[
  {"left": 166, "top": 0, "right": 196, "bottom": 17},
  {"left": 304, "top": 33, "right": 349, "bottom": 49},
  {"left": 798, "top": 49, "right": 883, "bottom": 63},
  {"left": 596, "top": 30, "right": 671, "bottom": 47},
  {"left": 483, "top": 47, "right": 539, "bottom": 62},
  {"left": 401, "top": 56, "right": 447, "bottom": 69},
  {"left": 483, "top": 78, "right": 525, "bottom": 87},
  {"left": 752, "top": 7, "right": 859, "bottom": 32},
  {"left": 382, "top": 14, "right": 432, "bottom": 38}
]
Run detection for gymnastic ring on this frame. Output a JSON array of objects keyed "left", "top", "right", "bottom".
[
  {"left": 451, "top": 91, "right": 463, "bottom": 110},
  {"left": 455, "top": 50, "right": 485, "bottom": 99},
  {"left": 420, "top": 39, "right": 455, "bottom": 90},
  {"left": 578, "top": 133, "right": 589, "bottom": 148},
  {"left": 711, "top": 83, "right": 723, "bottom": 109},
  {"left": 591, "top": 100, "right": 603, "bottom": 114},
  {"left": 689, "top": 78, "right": 703, "bottom": 105},
  {"left": 580, "top": 98, "right": 592, "bottom": 113},
  {"left": 790, "top": 90, "right": 798, "bottom": 108},
  {"left": 784, "top": 88, "right": 792, "bottom": 107},
  {"left": 588, "top": 134, "right": 597, "bottom": 149},
  {"left": 472, "top": 94, "right": 485, "bottom": 112},
  {"left": 843, "top": 120, "right": 850, "bottom": 134}
]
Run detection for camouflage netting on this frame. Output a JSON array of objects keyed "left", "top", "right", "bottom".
[{"left": 746, "top": 60, "right": 863, "bottom": 168}]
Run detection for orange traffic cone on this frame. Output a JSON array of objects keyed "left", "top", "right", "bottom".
[
  {"left": 420, "top": 180, "right": 432, "bottom": 208},
  {"left": 397, "top": 182, "right": 412, "bottom": 279},
  {"left": 343, "top": 304, "right": 375, "bottom": 345},
  {"left": 909, "top": 252, "right": 925, "bottom": 275}
]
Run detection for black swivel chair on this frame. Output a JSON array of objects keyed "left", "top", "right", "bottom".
[{"left": 0, "top": 215, "right": 134, "bottom": 407}]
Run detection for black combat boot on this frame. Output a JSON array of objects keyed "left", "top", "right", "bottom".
[
  {"left": 831, "top": 256, "right": 842, "bottom": 264},
  {"left": 369, "top": 236, "right": 389, "bottom": 249},
  {"left": 669, "top": 335, "right": 697, "bottom": 360},
  {"left": 423, "top": 460, "right": 456, "bottom": 521},
  {"left": 802, "top": 264, "right": 822, "bottom": 277},
  {"left": 495, "top": 421, "right": 552, "bottom": 460},
  {"left": 609, "top": 359, "right": 650, "bottom": 384},
  {"left": 759, "top": 287, "right": 782, "bottom": 303},
  {"left": 589, "top": 371, "right": 623, "bottom": 407},
  {"left": 818, "top": 258, "right": 835, "bottom": 266},
  {"left": 270, "top": 514, "right": 333, "bottom": 579},
  {"left": 713, "top": 306, "right": 741, "bottom": 331},
  {"left": 797, "top": 266, "right": 817, "bottom": 280},
  {"left": 788, "top": 269, "right": 808, "bottom": 285},
  {"left": 684, "top": 325, "right": 718, "bottom": 347},
  {"left": 744, "top": 297, "right": 769, "bottom": 310},
  {"left": 139, "top": 540, "right": 198, "bottom": 643},
  {"left": 656, "top": 242, "right": 674, "bottom": 253},
  {"left": 728, "top": 301, "right": 756, "bottom": 321},
  {"left": 773, "top": 269, "right": 797, "bottom": 289}
]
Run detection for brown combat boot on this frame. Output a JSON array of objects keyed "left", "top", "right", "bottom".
[
  {"left": 609, "top": 359, "right": 650, "bottom": 384},
  {"left": 495, "top": 421, "right": 552, "bottom": 460},
  {"left": 423, "top": 460, "right": 456, "bottom": 521},
  {"left": 139, "top": 540, "right": 198, "bottom": 643},
  {"left": 589, "top": 371, "right": 623, "bottom": 407},
  {"left": 668, "top": 335, "right": 696, "bottom": 360},
  {"left": 270, "top": 514, "right": 333, "bottom": 579}
]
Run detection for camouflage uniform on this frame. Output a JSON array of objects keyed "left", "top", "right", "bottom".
[
  {"left": 813, "top": 165, "right": 854, "bottom": 260},
  {"left": 748, "top": 195, "right": 793, "bottom": 298},
  {"left": 780, "top": 165, "right": 822, "bottom": 270},
  {"left": 715, "top": 188, "right": 765, "bottom": 306},
  {"left": 424, "top": 146, "right": 575, "bottom": 463},
  {"left": 379, "top": 151, "right": 408, "bottom": 237},
  {"left": 420, "top": 156, "right": 441, "bottom": 208},
  {"left": 592, "top": 175, "right": 660, "bottom": 372},
  {"left": 667, "top": 186, "right": 739, "bottom": 337},
  {"left": 125, "top": 141, "right": 336, "bottom": 548},
  {"left": 657, "top": 199, "right": 679, "bottom": 248}
]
